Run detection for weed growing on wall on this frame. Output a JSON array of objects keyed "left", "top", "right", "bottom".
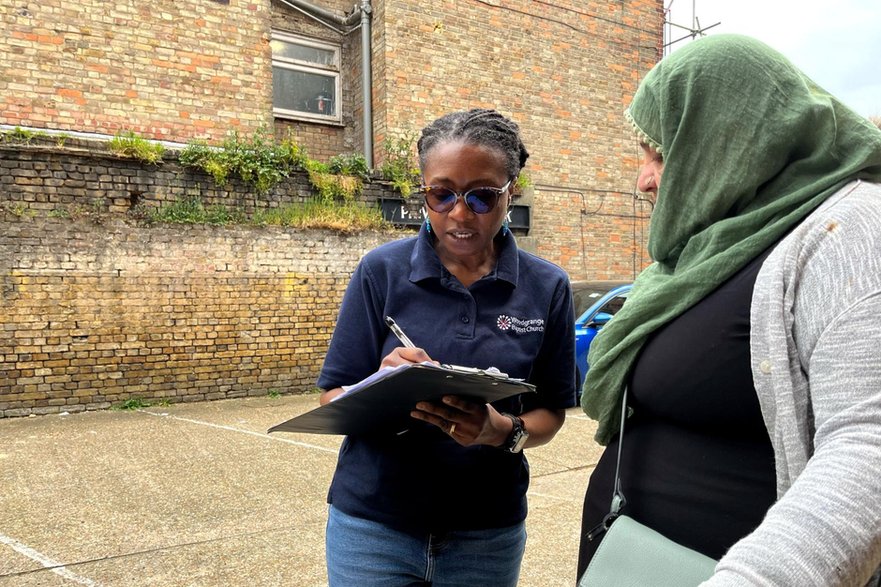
[
  {"left": 0, "top": 126, "right": 58, "bottom": 145},
  {"left": 148, "top": 197, "right": 246, "bottom": 225},
  {"left": 179, "top": 128, "right": 299, "bottom": 195},
  {"left": 179, "top": 130, "right": 370, "bottom": 203},
  {"left": 108, "top": 131, "right": 165, "bottom": 164},
  {"left": 379, "top": 132, "right": 421, "bottom": 198},
  {"left": 328, "top": 153, "right": 370, "bottom": 180},
  {"left": 251, "top": 200, "right": 384, "bottom": 233}
]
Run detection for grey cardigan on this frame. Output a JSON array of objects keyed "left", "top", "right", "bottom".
[{"left": 707, "top": 181, "right": 881, "bottom": 586}]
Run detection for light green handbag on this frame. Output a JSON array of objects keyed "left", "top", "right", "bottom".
[{"left": 578, "top": 389, "right": 717, "bottom": 586}]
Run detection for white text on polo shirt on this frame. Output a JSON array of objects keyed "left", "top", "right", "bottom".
[{"left": 496, "top": 315, "right": 545, "bottom": 334}]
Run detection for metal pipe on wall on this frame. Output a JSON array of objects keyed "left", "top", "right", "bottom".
[{"left": 359, "top": 0, "right": 373, "bottom": 168}]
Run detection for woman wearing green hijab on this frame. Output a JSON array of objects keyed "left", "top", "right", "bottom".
[{"left": 577, "top": 35, "right": 881, "bottom": 585}]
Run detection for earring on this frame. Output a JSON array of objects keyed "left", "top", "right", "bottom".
[
  {"left": 424, "top": 217, "right": 432, "bottom": 234},
  {"left": 501, "top": 219, "right": 510, "bottom": 236}
]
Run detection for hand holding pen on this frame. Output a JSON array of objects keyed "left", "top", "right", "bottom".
[{"left": 384, "top": 315, "right": 485, "bottom": 442}]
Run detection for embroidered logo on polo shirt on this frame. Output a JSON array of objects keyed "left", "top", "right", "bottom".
[{"left": 496, "top": 315, "right": 544, "bottom": 334}]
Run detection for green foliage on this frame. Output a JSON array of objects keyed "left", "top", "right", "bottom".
[
  {"left": 221, "top": 129, "right": 291, "bottom": 194},
  {"left": 251, "top": 199, "right": 385, "bottom": 232},
  {"left": 328, "top": 153, "right": 370, "bottom": 180},
  {"left": 114, "top": 397, "right": 152, "bottom": 410},
  {"left": 1, "top": 127, "right": 60, "bottom": 146},
  {"left": 108, "top": 131, "right": 165, "bottom": 164},
  {"left": 5, "top": 202, "right": 36, "bottom": 218},
  {"left": 148, "top": 196, "right": 245, "bottom": 225},
  {"left": 179, "top": 130, "right": 372, "bottom": 204},
  {"left": 5, "top": 126, "right": 36, "bottom": 144},
  {"left": 179, "top": 140, "right": 231, "bottom": 186},
  {"left": 307, "top": 170, "right": 363, "bottom": 203},
  {"left": 268, "top": 389, "right": 282, "bottom": 399},
  {"left": 379, "top": 132, "right": 421, "bottom": 198},
  {"left": 180, "top": 129, "right": 314, "bottom": 195},
  {"left": 515, "top": 171, "right": 533, "bottom": 191}
]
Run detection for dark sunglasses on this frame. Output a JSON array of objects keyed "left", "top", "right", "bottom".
[{"left": 418, "top": 180, "right": 512, "bottom": 215}]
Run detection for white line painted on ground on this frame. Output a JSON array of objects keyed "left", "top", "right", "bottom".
[
  {"left": 0, "top": 533, "right": 100, "bottom": 586},
  {"left": 141, "top": 411, "right": 340, "bottom": 454}
]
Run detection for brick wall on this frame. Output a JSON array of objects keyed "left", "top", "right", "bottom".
[
  {"left": 1, "top": 0, "right": 272, "bottom": 143},
  {"left": 1, "top": 219, "right": 391, "bottom": 417},
  {"left": 1, "top": 0, "right": 664, "bottom": 414},
  {"left": 1, "top": 0, "right": 661, "bottom": 281},
  {"left": 0, "top": 141, "right": 402, "bottom": 417}
]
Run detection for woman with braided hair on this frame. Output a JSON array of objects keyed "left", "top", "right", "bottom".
[{"left": 318, "top": 109, "right": 576, "bottom": 586}]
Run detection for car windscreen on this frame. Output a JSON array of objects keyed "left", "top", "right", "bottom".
[{"left": 572, "top": 282, "right": 628, "bottom": 316}]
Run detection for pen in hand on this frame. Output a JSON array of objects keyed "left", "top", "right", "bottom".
[{"left": 385, "top": 316, "right": 416, "bottom": 349}]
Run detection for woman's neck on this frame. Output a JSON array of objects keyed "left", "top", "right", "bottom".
[{"left": 435, "top": 244, "right": 497, "bottom": 288}]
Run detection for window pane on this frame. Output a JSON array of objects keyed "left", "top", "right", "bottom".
[
  {"left": 271, "top": 40, "right": 336, "bottom": 67},
  {"left": 273, "top": 67, "right": 337, "bottom": 116}
]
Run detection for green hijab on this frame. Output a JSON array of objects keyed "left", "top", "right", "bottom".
[{"left": 582, "top": 34, "right": 881, "bottom": 445}]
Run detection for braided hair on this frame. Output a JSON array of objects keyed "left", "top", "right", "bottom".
[{"left": 416, "top": 109, "right": 530, "bottom": 181}]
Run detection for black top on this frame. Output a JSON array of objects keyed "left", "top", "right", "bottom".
[{"left": 578, "top": 248, "right": 777, "bottom": 575}]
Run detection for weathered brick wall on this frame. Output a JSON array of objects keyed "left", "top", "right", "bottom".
[
  {"left": 1, "top": 0, "right": 664, "bottom": 414},
  {"left": 0, "top": 141, "right": 404, "bottom": 417},
  {"left": 1, "top": 0, "right": 272, "bottom": 143},
  {"left": 1, "top": 0, "right": 660, "bottom": 281},
  {"left": 1, "top": 219, "right": 390, "bottom": 418}
]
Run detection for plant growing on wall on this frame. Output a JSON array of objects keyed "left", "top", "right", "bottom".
[
  {"left": 328, "top": 153, "right": 370, "bottom": 180},
  {"left": 304, "top": 153, "right": 367, "bottom": 203},
  {"left": 147, "top": 196, "right": 246, "bottom": 225},
  {"left": 515, "top": 171, "right": 533, "bottom": 192},
  {"left": 108, "top": 131, "right": 165, "bottom": 164},
  {"left": 179, "top": 128, "right": 301, "bottom": 195},
  {"left": 379, "top": 132, "right": 421, "bottom": 198},
  {"left": 178, "top": 130, "right": 368, "bottom": 201}
]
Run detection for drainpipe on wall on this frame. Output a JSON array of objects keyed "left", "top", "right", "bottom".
[
  {"left": 274, "top": 0, "right": 374, "bottom": 167},
  {"left": 359, "top": 0, "right": 373, "bottom": 168},
  {"left": 276, "top": 0, "right": 361, "bottom": 30}
]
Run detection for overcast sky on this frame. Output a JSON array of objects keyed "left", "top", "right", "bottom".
[{"left": 664, "top": 0, "right": 881, "bottom": 117}]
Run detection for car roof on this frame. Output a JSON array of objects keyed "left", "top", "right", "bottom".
[
  {"left": 571, "top": 280, "right": 632, "bottom": 317},
  {"left": 570, "top": 280, "right": 630, "bottom": 292}
]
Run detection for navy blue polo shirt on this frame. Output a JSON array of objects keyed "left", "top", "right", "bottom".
[{"left": 318, "top": 226, "right": 576, "bottom": 533}]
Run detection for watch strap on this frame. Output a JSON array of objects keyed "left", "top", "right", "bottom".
[{"left": 501, "top": 412, "right": 527, "bottom": 453}]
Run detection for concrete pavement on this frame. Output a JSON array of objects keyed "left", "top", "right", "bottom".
[{"left": 0, "top": 394, "right": 604, "bottom": 586}]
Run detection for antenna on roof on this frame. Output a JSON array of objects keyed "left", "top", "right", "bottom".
[{"left": 663, "top": 0, "right": 721, "bottom": 55}]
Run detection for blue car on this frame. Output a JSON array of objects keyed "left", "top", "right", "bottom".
[{"left": 572, "top": 281, "right": 633, "bottom": 400}]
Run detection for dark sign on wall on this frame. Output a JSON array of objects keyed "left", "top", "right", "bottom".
[{"left": 379, "top": 198, "right": 530, "bottom": 231}]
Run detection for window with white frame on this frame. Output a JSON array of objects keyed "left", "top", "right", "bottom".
[{"left": 271, "top": 31, "right": 341, "bottom": 123}]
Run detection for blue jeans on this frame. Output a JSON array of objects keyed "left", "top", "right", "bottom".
[{"left": 326, "top": 506, "right": 526, "bottom": 587}]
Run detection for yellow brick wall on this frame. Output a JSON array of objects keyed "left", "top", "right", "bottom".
[
  {"left": 1, "top": 1, "right": 272, "bottom": 142},
  {"left": 1, "top": 217, "right": 395, "bottom": 417}
]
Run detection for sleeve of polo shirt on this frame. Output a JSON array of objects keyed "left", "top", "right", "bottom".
[
  {"left": 316, "top": 260, "right": 387, "bottom": 391},
  {"left": 522, "top": 277, "right": 577, "bottom": 411}
]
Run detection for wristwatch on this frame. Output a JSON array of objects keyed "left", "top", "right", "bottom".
[{"left": 501, "top": 413, "right": 529, "bottom": 453}]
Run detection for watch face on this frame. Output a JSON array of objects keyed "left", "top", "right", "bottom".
[{"left": 511, "top": 430, "right": 528, "bottom": 453}]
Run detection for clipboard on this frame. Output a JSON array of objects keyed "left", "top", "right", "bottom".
[{"left": 268, "top": 363, "right": 536, "bottom": 436}]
